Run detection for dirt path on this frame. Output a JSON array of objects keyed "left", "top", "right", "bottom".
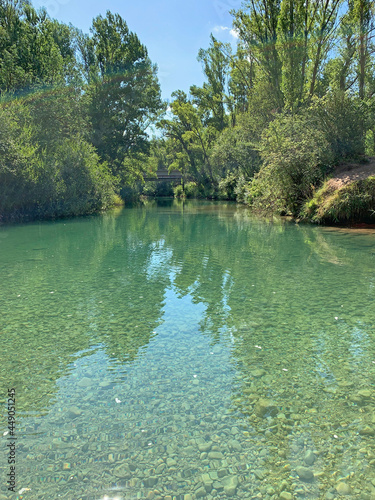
[{"left": 327, "top": 158, "right": 375, "bottom": 190}]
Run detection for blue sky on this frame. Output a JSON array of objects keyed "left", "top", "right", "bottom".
[{"left": 32, "top": 0, "right": 241, "bottom": 100}]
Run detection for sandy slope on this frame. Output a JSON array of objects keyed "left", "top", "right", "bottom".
[{"left": 327, "top": 158, "right": 375, "bottom": 190}]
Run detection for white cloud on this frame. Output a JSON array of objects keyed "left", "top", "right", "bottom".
[
  {"left": 213, "top": 25, "right": 230, "bottom": 33},
  {"left": 230, "top": 29, "right": 240, "bottom": 38}
]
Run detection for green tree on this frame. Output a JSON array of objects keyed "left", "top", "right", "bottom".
[
  {"left": 82, "top": 11, "right": 163, "bottom": 179},
  {"left": 157, "top": 91, "right": 215, "bottom": 185},
  {"left": 190, "top": 35, "right": 231, "bottom": 131}
]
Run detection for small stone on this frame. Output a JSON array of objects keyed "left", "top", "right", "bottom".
[
  {"left": 208, "top": 451, "right": 224, "bottom": 460},
  {"left": 201, "top": 472, "right": 213, "bottom": 490},
  {"left": 280, "top": 493, "right": 293, "bottom": 500},
  {"left": 184, "top": 496, "right": 193, "bottom": 500},
  {"left": 336, "top": 482, "right": 352, "bottom": 495},
  {"left": 155, "top": 463, "right": 165, "bottom": 474},
  {"left": 223, "top": 475, "right": 239, "bottom": 496},
  {"left": 359, "top": 426, "right": 375, "bottom": 436},
  {"left": 166, "top": 458, "right": 177, "bottom": 467},
  {"left": 67, "top": 406, "right": 82, "bottom": 419},
  {"left": 267, "top": 487, "right": 276, "bottom": 495},
  {"left": 184, "top": 446, "right": 195, "bottom": 455},
  {"left": 304, "top": 450, "right": 316, "bottom": 465},
  {"left": 228, "top": 439, "right": 242, "bottom": 452},
  {"left": 113, "top": 463, "right": 131, "bottom": 479},
  {"left": 77, "top": 377, "right": 92, "bottom": 387},
  {"left": 254, "top": 469, "right": 266, "bottom": 480},
  {"left": 217, "top": 469, "right": 227, "bottom": 478},
  {"left": 195, "top": 486, "right": 206, "bottom": 498},
  {"left": 144, "top": 476, "right": 158, "bottom": 488},
  {"left": 358, "top": 389, "right": 372, "bottom": 399},
  {"left": 198, "top": 441, "right": 212, "bottom": 452},
  {"left": 296, "top": 466, "right": 314, "bottom": 481},
  {"left": 251, "top": 369, "right": 267, "bottom": 378},
  {"left": 279, "top": 480, "right": 289, "bottom": 492},
  {"left": 255, "top": 398, "right": 278, "bottom": 418}
]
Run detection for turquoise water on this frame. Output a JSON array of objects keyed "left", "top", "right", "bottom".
[{"left": 0, "top": 200, "right": 375, "bottom": 500}]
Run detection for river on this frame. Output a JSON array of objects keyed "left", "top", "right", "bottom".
[{"left": 0, "top": 200, "right": 374, "bottom": 499}]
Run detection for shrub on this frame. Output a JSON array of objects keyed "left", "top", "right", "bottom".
[{"left": 254, "top": 112, "right": 334, "bottom": 215}]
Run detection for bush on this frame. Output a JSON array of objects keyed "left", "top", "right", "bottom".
[
  {"left": 252, "top": 111, "right": 334, "bottom": 215},
  {"left": 37, "top": 137, "right": 115, "bottom": 217},
  {"left": 173, "top": 182, "right": 201, "bottom": 199}
]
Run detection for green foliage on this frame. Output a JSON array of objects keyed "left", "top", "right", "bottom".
[
  {"left": 38, "top": 137, "right": 115, "bottom": 217},
  {"left": 249, "top": 111, "right": 334, "bottom": 214},
  {"left": 157, "top": 90, "right": 215, "bottom": 183},
  {"left": 310, "top": 91, "right": 365, "bottom": 159},
  {"left": 210, "top": 119, "right": 262, "bottom": 180},
  {"left": 173, "top": 184, "right": 185, "bottom": 199},
  {"left": 0, "top": 6, "right": 164, "bottom": 221},
  {"left": 0, "top": 99, "right": 115, "bottom": 220},
  {"left": 190, "top": 35, "right": 231, "bottom": 131},
  {"left": 83, "top": 11, "right": 163, "bottom": 174}
]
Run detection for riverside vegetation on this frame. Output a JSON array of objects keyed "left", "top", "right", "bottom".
[{"left": 1, "top": 0, "right": 375, "bottom": 223}]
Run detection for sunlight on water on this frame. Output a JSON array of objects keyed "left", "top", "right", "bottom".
[{"left": 0, "top": 200, "right": 375, "bottom": 499}]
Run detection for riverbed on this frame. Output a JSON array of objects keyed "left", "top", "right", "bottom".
[{"left": 0, "top": 200, "right": 374, "bottom": 500}]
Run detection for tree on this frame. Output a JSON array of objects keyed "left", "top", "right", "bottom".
[
  {"left": 190, "top": 35, "right": 231, "bottom": 131},
  {"left": 82, "top": 11, "right": 163, "bottom": 179},
  {"left": 157, "top": 91, "right": 215, "bottom": 184}
]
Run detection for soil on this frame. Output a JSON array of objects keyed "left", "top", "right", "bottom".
[{"left": 327, "top": 157, "right": 375, "bottom": 190}]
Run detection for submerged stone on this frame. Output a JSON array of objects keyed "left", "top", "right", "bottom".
[
  {"left": 255, "top": 398, "right": 278, "bottom": 418},
  {"left": 198, "top": 441, "right": 212, "bottom": 452},
  {"left": 222, "top": 475, "right": 239, "bottom": 496},
  {"left": 296, "top": 466, "right": 314, "bottom": 481},
  {"left": 336, "top": 482, "right": 352, "bottom": 495},
  {"left": 359, "top": 426, "right": 375, "bottom": 436},
  {"left": 304, "top": 450, "right": 316, "bottom": 465},
  {"left": 113, "top": 463, "right": 131, "bottom": 479},
  {"left": 280, "top": 492, "right": 293, "bottom": 500}
]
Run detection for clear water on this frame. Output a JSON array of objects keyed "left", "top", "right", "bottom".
[{"left": 0, "top": 200, "right": 375, "bottom": 500}]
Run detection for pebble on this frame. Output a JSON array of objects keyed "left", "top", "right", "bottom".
[
  {"left": 359, "top": 426, "right": 375, "bottom": 436},
  {"left": 195, "top": 486, "right": 206, "bottom": 498},
  {"left": 279, "top": 480, "right": 289, "bottom": 492},
  {"left": 255, "top": 398, "right": 278, "bottom": 418},
  {"left": 113, "top": 463, "right": 131, "bottom": 479},
  {"left": 296, "top": 466, "right": 314, "bottom": 481},
  {"left": 336, "top": 482, "right": 352, "bottom": 495},
  {"left": 67, "top": 406, "right": 82, "bottom": 418},
  {"left": 280, "top": 493, "right": 293, "bottom": 500},
  {"left": 228, "top": 439, "right": 242, "bottom": 451},
  {"left": 198, "top": 441, "right": 212, "bottom": 452},
  {"left": 208, "top": 451, "right": 224, "bottom": 460},
  {"left": 223, "top": 475, "right": 239, "bottom": 496},
  {"left": 77, "top": 377, "right": 92, "bottom": 387},
  {"left": 304, "top": 450, "right": 316, "bottom": 465}
]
